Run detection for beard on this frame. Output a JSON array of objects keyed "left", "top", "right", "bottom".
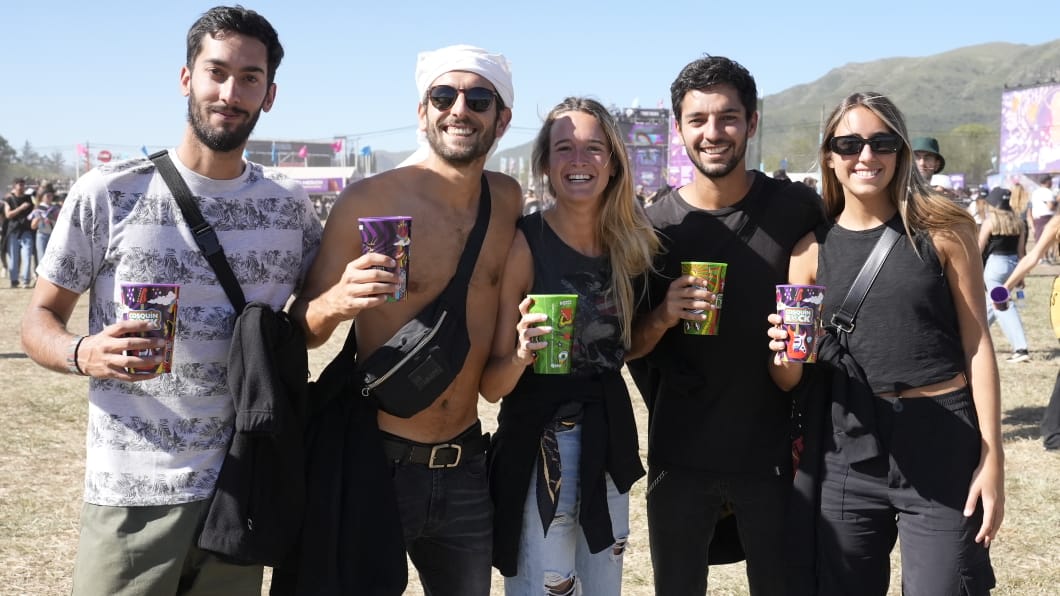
[
  {"left": 187, "top": 89, "right": 262, "bottom": 153},
  {"left": 425, "top": 117, "right": 496, "bottom": 166},
  {"left": 685, "top": 133, "right": 748, "bottom": 180}
]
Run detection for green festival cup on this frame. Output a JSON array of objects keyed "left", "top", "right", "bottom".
[
  {"left": 681, "top": 261, "right": 727, "bottom": 335},
  {"left": 528, "top": 294, "right": 578, "bottom": 375}
]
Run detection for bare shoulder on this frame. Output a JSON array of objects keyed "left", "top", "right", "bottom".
[
  {"left": 789, "top": 231, "right": 819, "bottom": 284},
  {"left": 484, "top": 171, "right": 523, "bottom": 217},
  {"left": 929, "top": 221, "right": 978, "bottom": 268}
]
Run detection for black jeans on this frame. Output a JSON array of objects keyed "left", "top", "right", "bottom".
[
  {"left": 646, "top": 465, "right": 790, "bottom": 596},
  {"left": 817, "top": 389, "right": 995, "bottom": 596},
  {"left": 389, "top": 435, "right": 493, "bottom": 596}
]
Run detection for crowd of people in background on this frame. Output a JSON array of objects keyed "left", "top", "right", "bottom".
[{"left": 1, "top": 177, "right": 68, "bottom": 288}]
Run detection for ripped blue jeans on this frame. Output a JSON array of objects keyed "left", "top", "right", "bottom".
[{"left": 504, "top": 423, "right": 629, "bottom": 596}]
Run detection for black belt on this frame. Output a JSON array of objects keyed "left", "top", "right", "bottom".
[{"left": 382, "top": 427, "right": 490, "bottom": 469}]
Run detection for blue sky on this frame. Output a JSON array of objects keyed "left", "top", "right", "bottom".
[{"left": 6, "top": 0, "right": 1057, "bottom": 167}]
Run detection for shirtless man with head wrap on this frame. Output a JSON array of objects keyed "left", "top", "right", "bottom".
[{"left": 292, "top": 45, "right": 522, "bottom": 594}]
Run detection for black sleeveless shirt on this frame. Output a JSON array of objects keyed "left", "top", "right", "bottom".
[
  {"left": 817, "top": 216, "right": 965, "bottom": 394},
  {"left": 984, "top": 232, "right": 1019, "bottom": 257},
  {"left": 519, "top": 212, "right": 625, "bottom": 375}
]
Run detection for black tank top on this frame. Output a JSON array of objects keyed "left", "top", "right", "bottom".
[
  {"left": 519, "top": 212, "right": 625, "bottom": 375},
  {"left": 984, "top": 232, "right": 1019, "bottom": 257},
  {"left": 817, "top": 216, "right": 965, "bottom": 394}
]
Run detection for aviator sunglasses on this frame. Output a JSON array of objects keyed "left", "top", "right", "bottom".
[
  {"left": 428, "top": 85, "right": 499, "bottom": 113},
  {"left": 828, "top": 134, "right": 902, "bottom": 156}
]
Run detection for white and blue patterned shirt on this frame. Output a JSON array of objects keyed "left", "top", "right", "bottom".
[{"left": 39, "top": 149, "right": 323, "bottom": 506}]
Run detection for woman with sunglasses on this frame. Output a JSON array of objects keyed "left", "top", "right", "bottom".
[
  {"left": 767, "top": 92, "right": 1003, "bottom": 595},
  {"left": 482, "top": 96, "right": 659, "bottom": 595}
]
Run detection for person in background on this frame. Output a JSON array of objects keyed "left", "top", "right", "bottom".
[
  {"left": 483, "top": 97, "right": 659, "bottom": 595},
  {"left": 627, "top": 55, "right": 824, "bottom": 596},
  {"left": 1004, "top": 212, "right": 1060, "bottom": 450},
  {"left": 522, "top": 188, "right": 542, "bottom": 215},
  {"left": 978, "top": 187, "right": 1030, "bottom": 363},
  {"left": 19, "top": 7, "right": 322, "bottom": 595},
  {"left": 29, "top": 185, "right": 60, "bottom": 266},
  {"left": 912, "top": 136, "right": 945, "bottom": 182},
  {"left": 768, "top": 91, "right": 1003, "bottom": 595},
  {"left": 1008, "top": 182, "right": 1031, "bottom": 251},
  {"left": 3, "top": 177, "right": 34, "bottom": 288},
  {"left": 1029, "top": 174, "right": 1057, "bottom": 264},
  {"left": 290, "top": 44, "right": 522, "bottom": 595}
]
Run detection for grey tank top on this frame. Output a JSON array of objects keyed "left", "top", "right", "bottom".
[{"left": 816, "top": 216, "right": 965, "bottom": 394}]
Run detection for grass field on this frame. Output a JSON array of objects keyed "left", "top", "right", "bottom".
[{"left": 1, "top": 272, "right": 1058, "bottom": 595}]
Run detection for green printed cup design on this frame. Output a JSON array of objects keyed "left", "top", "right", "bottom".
[
  {"left": 776, "top": 284, "right": 826, "bottom": 363},
  {"left": 681, "top": 261, "right": 726, "bottom": 335},
  {"left": 528, "top": 294, "right": 578, "bottom": 375}
]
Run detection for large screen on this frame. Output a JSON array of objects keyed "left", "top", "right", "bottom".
[{"left": 1000, "top": 83, "right": 1060, "bottom": 175}]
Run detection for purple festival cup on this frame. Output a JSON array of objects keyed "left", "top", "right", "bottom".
[
  {"left": 776, "top": 284, "right": 826, "bottom": 363},
  {"left": 359, "top": 216, "right": 412, "bottom": 302},
  {"left": 989, "top": 286, "right": 1010, "bottom": 312}
]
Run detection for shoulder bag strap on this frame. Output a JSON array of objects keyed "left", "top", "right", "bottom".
[
  {"left": 448, "top": 174, "right": 492, "bottom": 291},
  {"left": 829, "top": 224, "right": 901, "bottom": 335},
  {"left": 149, "top": 150, "right": 248, "bottom": 312}
]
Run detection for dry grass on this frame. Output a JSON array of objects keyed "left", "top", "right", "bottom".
[{"left": 1, "top": 272, "right": 1058, "bottom": 595}]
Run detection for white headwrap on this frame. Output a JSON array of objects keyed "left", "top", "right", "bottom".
[{"left": 398, "top": 44, "right": 514, "bottom": 167}]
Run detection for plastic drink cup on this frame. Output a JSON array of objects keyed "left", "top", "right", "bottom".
[
  {"left": 528, "top": 294, "right": 578, "bottom": 374},
  {"left": 681, "top": 261, "right": 727, "bottom": 335},
  {"left": 120, "top": 283, "right": 180, "bottom": 374},
  {"left": 776, "top": 284, "right": 826, "bottom": 363},
  {"left": 989, "top": 286, "right": 1010, "bottom": 312},
  {"left": 359, "top": 216, "right": 412, "bottom": 302}
]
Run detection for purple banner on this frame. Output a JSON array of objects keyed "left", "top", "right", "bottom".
[{"left": 1000, "top": 83, "right": 1060, "bottom": 175}]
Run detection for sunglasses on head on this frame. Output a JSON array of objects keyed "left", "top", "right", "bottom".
[
  {"left": 427, "top": 85, "right": 499, "bottom": 113},
  {"left": 828, "top": 134, "right": 902, "bottom": 156}
]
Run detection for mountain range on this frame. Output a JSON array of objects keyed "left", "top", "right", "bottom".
[{"left": 373, "top": 39, "right": 1060, "bottom": 182}]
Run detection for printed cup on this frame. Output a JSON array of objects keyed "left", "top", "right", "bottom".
[
  {"left": 528, "top": 294, "right": 578, "bottom": 375},
  {"left": 359, "top": 216, "right": 412, "bottom": 302},
  {"left": 681, "top": 261, "right": 727, "bottom": 335},
  {"left": 989, "top": 286, "right": 1010, "bottom": 312},
  {"left": 776, "top": 284, "right": 826, "bottom": 363},
  {"left": 120, "top": 283, "right": 180, "bottom": 374}
]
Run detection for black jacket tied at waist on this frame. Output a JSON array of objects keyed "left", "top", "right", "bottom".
[
  {"left": 817, "top": 331, "right": 881, "bottom": 464},
  {"left": 489, "top": 370, "right": 645, "bottom": 577}
]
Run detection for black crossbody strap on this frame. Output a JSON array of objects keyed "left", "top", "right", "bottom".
[
  {"left": 149, "top": 150, "right": 248, "bottom": 312},
  {"left": 451, "top": 174, "right": 492, "bottom": 287},
  {"left": 829, "top": 224, "right": 901, "bottom": 334}
]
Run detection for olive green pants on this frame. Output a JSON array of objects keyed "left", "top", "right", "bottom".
[{"left": 71, "top": 500, "right": 262, "bottom": 596}]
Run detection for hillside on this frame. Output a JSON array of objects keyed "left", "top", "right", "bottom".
[{"left": 493, "top": 39, "right": 1060, "bottom": 182}]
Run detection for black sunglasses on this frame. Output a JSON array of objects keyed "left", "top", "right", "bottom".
[
  {"left": 427, "top": 85, "right": 499, "bottom": 113},
  {"left": 828, "top": 134, "right": 902, "bottom": 156}
]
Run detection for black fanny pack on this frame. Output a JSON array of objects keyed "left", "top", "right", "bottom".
[{"left": 356, "top": 176, "right": 491, "bottom": 418}]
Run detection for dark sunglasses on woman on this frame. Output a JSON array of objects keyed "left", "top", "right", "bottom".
[{"left": 829, "top": 134, "right": 902, "bottom": 156}]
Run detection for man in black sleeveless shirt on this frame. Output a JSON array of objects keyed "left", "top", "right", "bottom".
[{"left": 628, "top": 56, "right": 823, "bottom": 596}]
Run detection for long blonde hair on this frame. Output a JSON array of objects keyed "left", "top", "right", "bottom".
[
  {"left": 987, "top": 205, "right": 1022, "bottom": 236},
  {"left": 1008, "top": 183, "right": 1029, "bottom": 216},
  {"left": 819, "top": 92, "right": 975, "bottom": 242},
  {"left": 531, "top": 97, "right": 661, "bottom": 347}
]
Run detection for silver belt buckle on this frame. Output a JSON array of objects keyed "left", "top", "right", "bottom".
[{"left": 428, "top": 443, "right": 462, "bottom": 468}]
